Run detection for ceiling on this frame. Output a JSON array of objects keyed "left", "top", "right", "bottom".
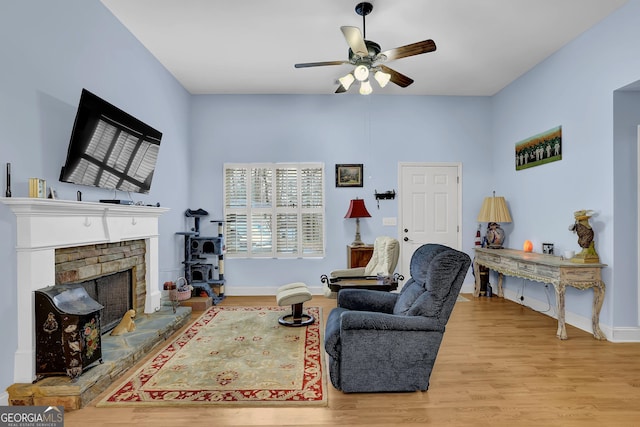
[{"left": 100, "top": 0, "right": 628, "bottom": 96}]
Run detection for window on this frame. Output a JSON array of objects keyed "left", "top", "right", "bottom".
[{"left": 224, "top": 163, "right": 325, "bottom": 258}]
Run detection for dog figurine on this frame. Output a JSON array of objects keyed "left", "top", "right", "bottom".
[{"left": 110, "top": 309, "right": 136, "bottom": 336}]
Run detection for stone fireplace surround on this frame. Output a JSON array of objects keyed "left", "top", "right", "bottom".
[
  {"left": 55, "top": 241, "right": 144, "bottom": 332},
  {"left": 1, "top": 198, "right": 168, "bottom": 384}
]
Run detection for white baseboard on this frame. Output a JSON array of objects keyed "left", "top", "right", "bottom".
[
  {"left": 232, "top": 280, "right": 477, "bottom": 298},
  {"left": 225, "top": 284, "right": 326, "bottom": 297},
  {"left": 501, "top": 288, "right": 640, "bottom": 343},
  {"left": 460, "top": 280, "right": 475, "bottom": 294},
  {"left": 230, "top": 279, "right": 473, "bottom": 299},
  {"left": 607, "top": 326, "right": 640, "bottom": 342},
  {"left": 0, "top": 391, "right": 8, "bottom": 406}
]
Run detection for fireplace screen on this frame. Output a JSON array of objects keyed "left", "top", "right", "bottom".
[{"left": 78, "top": 270, "right": 133, "bottom": 333}]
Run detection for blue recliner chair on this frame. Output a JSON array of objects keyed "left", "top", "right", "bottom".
[{"left": 324, "top": 243, "right": 471, "bottom": 392}]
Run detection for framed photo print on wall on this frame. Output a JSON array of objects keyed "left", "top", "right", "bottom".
[
  {"left": 335, "top": 164, "right": 363, "bottom": 187},
  {"left": 515, "top": 125, "right": 562, "bottom": 171}
]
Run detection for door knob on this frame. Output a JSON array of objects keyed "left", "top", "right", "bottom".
[
  {"left": 404, "top": 228, "right": 408, "bottom": 233},
  {"left": 404, "top": 237, "right": 409, "bottom": 242}
]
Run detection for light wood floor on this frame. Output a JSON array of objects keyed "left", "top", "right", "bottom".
[{"left": 65, "top": 295, "right": 640, "bottom": 427}]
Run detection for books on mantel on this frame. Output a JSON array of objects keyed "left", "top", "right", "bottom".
[{"left": 28, "top": 178, "right": 46, "bottom": 198}]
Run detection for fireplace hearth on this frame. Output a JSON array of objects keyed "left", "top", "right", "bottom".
[{"left": 9, "top": 305, "right": 192, "bottom": 409}]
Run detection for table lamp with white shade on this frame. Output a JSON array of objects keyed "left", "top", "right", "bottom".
[{"left": 477, "top": 191, "right": 512, "bottom": 249}]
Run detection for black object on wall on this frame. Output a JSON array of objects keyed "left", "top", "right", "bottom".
[
  {"left": 59, "top": 89, "right": 162, "bottom": 194},
  {"left": 5, "top": 163, "right": 11, "bottom": 197}
]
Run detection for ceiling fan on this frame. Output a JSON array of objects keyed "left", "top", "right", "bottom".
[{"left": 294, "top": 2, "right": 437, "bottom": 94}]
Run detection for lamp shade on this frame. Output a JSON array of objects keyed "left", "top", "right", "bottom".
[
  {"left": 477, "top": 194, "right": 512, "bottom": 223},
  {"left": 344, "top": 198, "right": 371, "bottom": 219},
  {"left": 359, "top": 80, "right": 373, "bottom": 95},
  {"left": 374, "top": 70, "right": 391, "bottom": 88},
  {"left": 339, "top": 73, "right": 355, "bottom": 91},
  {"left": 354, "top": 65, "right": 370, "bottom": 82}
]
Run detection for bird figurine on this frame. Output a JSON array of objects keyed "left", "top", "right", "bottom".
[{"left": 568, "top": 210, "right": 599, "bottom": 263}]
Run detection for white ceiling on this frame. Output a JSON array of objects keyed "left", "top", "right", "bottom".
[{"left": 100, "top": 0, "right": 628, "bottom": 96}]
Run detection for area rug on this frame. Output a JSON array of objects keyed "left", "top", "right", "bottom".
[{"left": 97, "top": 306, "right": 326, "bottom": 407}]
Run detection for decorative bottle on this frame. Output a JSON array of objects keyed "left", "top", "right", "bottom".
[{"left": 5, "top": 163, "right": 11, "bottom": 197}]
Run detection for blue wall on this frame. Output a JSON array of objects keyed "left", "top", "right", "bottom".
[
  {"left": 1, "top": 0, "right": 640, "bottom": 404},
  {"left": 613, "top": 90, "right": 640, "bottom": 327},
  {"left": 189, "top": 94, "right": 491, "bottom": 290},
  {"left": 0, "top": 0, "right": 191, "bottom": 396},
  {"left": 491, "top": 0, "right": 640, "bottom": 335}
]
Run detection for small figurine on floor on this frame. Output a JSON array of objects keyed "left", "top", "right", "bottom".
[
  {"left": 110, "top": 309, "right": 137, "bottom": 336},
  {"left": 568, "top": 210, "right": 600, "bottom": 263}
]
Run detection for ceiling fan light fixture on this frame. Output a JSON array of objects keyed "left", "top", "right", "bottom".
[
  {"left": 374, "top": 70, "right": 391, "bottom": 88},
  {"left": 294, "top": 2, "right": 435, "bottom": 94},
  {"left": 339, "top": 73, "right": 356, "bottom": 90},
  {"left": 359, "top": 80, "right": 373, "bottom": 95},
  {"left": 354, "top": 64, "right": 370, "bottom": 82}
]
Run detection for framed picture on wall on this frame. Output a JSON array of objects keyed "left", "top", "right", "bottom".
[
  {"left": 335, "top": 164, "right": 363, "bottom": 187},
  {"left": 515, "top": 125, "right": 562, "bottom": 171}
]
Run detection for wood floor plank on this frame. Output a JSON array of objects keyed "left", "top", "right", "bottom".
[{"left": 65, "top": 295, "right": 640, "bottom": 427}]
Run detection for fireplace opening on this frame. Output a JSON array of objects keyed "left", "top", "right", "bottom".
[
  {"left": 54, "top": 240, "right": 146, "bottom": 335},
  {"left": 75, "top": 270, "right": 133, "bottom": 333}
]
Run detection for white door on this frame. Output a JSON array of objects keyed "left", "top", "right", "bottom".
[{"left": 398, "top": 163, "right": 461, "bottom": 286}]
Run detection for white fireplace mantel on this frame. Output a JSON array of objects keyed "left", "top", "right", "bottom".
[{"left": 0, "top": 197, "right": 169, "bottom": 383}]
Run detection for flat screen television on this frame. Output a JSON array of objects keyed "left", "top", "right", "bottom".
[{"left": 59, "top": 89, "right": 162, "bottom": 194}]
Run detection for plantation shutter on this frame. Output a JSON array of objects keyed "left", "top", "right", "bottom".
[
  {"left": 224, "top": 163, "right": 324, "bottom": 258},
  {"left": 300, "top": 167, "right": 324, "bottom": 255},
  {"left": 276, "top": 167, "right": 298, "bottom": 255},
  {"left": 224, "top": 168, "right": 248, "bottom": 253},
  {"left": 250, "top": 168, "right": 272, "bottom": 253}
]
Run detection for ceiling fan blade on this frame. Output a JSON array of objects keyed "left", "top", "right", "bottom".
[
  {"left": 380, "top": 39, "right": 436, "bottom": 61},
  {"left": 341, "top": 26, "right": 368, "bottom": 57},
  {"left": 379, "top": 65, "right": 414, "bottom": 88},
  {"left": 294, "top": 60, "right": 347, "bottom": 68},
  {"left": 335, "top": 84, "right": 347, "bottom": 94}
]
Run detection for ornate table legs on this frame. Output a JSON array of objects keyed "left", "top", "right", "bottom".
[
  {"left": 554, "top": 283, "right": 568, "bottom": 340},
  {"left": 496, "top": 272, "right": 504, "bottom": 297},
  {"left": 591, "top": 281, "right": 607, "bottom": 340},
  {"left": 473, "top": 259, "right": 505, "bottom": 297},
  {"left": 555, "top": 281, "right": 607, "bottom": 340},
  {"left": 472, "top": 260, "right": 481, "bottom": 297}
]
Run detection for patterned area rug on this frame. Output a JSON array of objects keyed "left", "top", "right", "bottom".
[{"left": 97, "top": 306, "right": 326, "bottom": 407}]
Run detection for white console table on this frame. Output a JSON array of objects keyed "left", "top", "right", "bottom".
[{"left": 473, "top": 248, "right": 606, "bottom": 340}]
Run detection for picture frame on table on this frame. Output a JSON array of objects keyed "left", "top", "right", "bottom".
[{"left": 335, "top": 164, "right": 363, "bottom": 188}]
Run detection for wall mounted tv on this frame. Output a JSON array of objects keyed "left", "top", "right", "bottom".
[{"left": 59, "top": 89, "right": 162, "bottom": 194}]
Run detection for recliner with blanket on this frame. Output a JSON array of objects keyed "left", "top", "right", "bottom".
[
  {"left": 324, "top": 243, "right": 471, "bottom": 392},
  {"left": 330, "top": 236, "right": 400, "bottom": 279},
  {"left": 322, "top": 236, "right": 400, "bottom": 296}
]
